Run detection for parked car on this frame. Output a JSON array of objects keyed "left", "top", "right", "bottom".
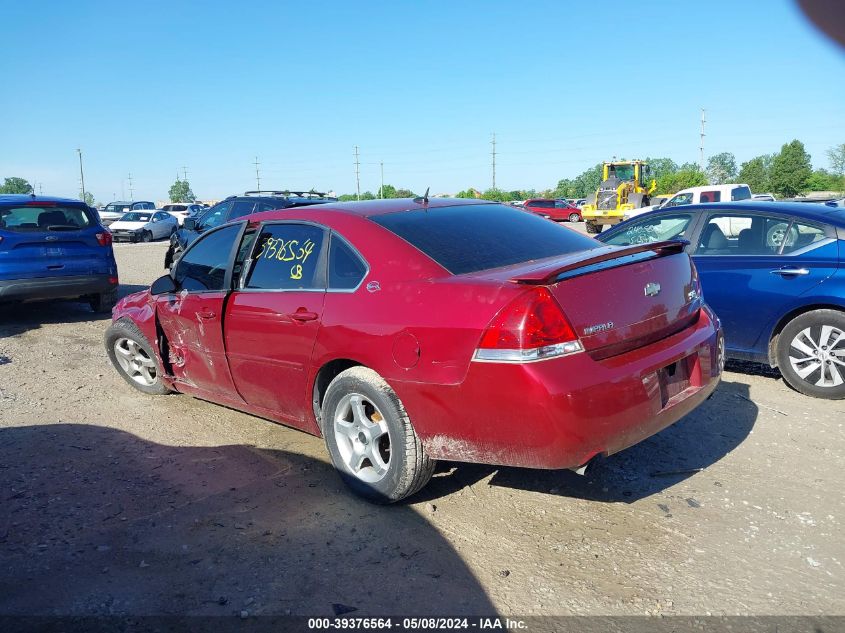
[
  {"left": 523, "top": 198, "right": 582, "bottom": 222},
  {"left": 109, "top": 210, "right": 178, "bottom": 243},
  {"left": 597, "top": 202, "right": 845, "bottom": 399},
  {"left": 662, "top": 184, "right": 752, "bottom": 208},
  {"left": 752, "top": 193, "right": 777, "bottom": 202},
  {"left": 107, "top": 198, "right": 722, "bottom": 502},
  {"left": 164, "top": 190, "right": 338, "bottom": 268},
  {"left": 99, "top": 201, "right": 156, "bottom": 226},
  {"left": 161, "top": 203, "right": 205, "bottom": 226},
  {"left": 0, "top": 195, "right": 118, "bottom": 312}
]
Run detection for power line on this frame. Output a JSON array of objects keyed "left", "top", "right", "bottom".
[
  {"left": 353, "top": 145, "right": 361, "bottom": 200},
  {"left": 253, "top": 157, "right": 261, "bottom": 190}
]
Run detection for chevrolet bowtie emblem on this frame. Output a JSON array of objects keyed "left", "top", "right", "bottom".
[{"left": 644, "top": 282, "right": 661, "bottom": 297}]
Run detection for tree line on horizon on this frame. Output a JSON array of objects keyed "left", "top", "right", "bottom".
[{"left": 3, "top": 140, "right": 842, "bottom": 205}]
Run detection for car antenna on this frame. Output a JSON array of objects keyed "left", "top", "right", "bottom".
[{"left": 413, "top": 187, "right": 430, "bottom": 205}]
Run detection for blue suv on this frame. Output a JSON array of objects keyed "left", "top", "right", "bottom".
[{"left": 0, "top": 195, "right": 119, "bottom": 312}]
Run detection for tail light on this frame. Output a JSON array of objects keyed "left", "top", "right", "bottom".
[
  {"left": 474, "top": 287, "right": 583, "bottom": 362},
  {"left": 96, "top": 231, "right": 113, "bottom": 247}
]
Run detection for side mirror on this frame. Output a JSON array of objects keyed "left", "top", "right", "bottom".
[
  {"left": 150, "top": 274, "right": 178, "bottom": 295},
  {"left": 183, "top": 218, "right": 197, "bottom": 230}
]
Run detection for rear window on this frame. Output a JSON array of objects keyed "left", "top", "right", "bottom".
[
  {"left": 371, "top": 203, "right": 598, "bottom": 275},
  {"left": 163, "top": 204, "right": 188, "bottom": 211},
  {"left": 731, "top": 186, "right": 752, "bottom": 201},
  {"left": 0, "top": 205, "right": 94, "bottom": 232}
]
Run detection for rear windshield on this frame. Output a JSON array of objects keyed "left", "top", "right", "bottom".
[
  {"left": 371, "top": 203, "right": 599, "bottom": 274},
  {"left": 163, "top": 205, "right": 187, "bottom": 211},
  {"left": 0, "top": 205, "right": 94, "bottom": 232},
  {"left": 121, "top": 212, "right": 151, "bottom": 222},
  {"left": 104, "top": 203, "right": 131, "bottom": 213}
]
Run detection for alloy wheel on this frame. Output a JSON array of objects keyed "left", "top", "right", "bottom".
[
  {"left": 788, "top": 325, "right": 845, "bottom": 388},
  {"left": 113, "top": 337, "right": 158, "bottom": 387},
  {"left": 333, "top": 393, "right": 392, "bottom": 483}
]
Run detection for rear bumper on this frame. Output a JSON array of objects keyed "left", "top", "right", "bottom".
[
  {"left": 0, "top": 274, "right": 116, "bottom": 302},
  {"left": 395, "top": 307, "right": 722, "bottom": 470}
]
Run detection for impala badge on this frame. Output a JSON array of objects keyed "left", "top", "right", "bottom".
[
  {"left": 644, "top": 282, "right": 661, "bottom": 297},
  {"left": 583, "top": 322, "right": 614, "bottom": 336}
]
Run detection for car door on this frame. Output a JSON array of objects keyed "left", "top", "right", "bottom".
[
  {"left": 691, "top": 210, "right": 839, "bottom": 355},
  {"left": 223, "top": 221, "right": 328, "bottom": 424},
  {"left": 151, "top": 211, "right": 168, "bottom": 239},
  {"left": 155, "top": 222, "right": 246, "bottom": 399}
]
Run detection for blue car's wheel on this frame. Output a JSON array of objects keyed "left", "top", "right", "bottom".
[{"left": 777, "top": 309, "right": 845, "bottom": 399}]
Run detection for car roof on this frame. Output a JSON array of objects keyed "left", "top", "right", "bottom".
[
  {"left": 0, "top": 194, "right": 88, "bottom": 206},
  {"left": 674, "top": 184, "right": 749, "bottom": 194},
  {"left": 651, "top": 201, "right": 845, "bottom": 228},
  {"left": 245, "top": 196, "right": 497, "bottom": 222}
]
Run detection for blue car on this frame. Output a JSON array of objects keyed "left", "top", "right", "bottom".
[
  {"left": 0, "top": 195, "right": 119, "bottom": 312},
  {"left": 597, "top": 201, "right": 845, "bottom": 399}
]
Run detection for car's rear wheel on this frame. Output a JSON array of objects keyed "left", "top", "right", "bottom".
[
  {"left": 90, "top": 289, "right": 117, "bottom": 314},
  {"left": 776, "top": 309, "right": 845, "bottom": 399},
  {"left": 321, "top": 367, "right": 435, "bottom": 503},
  {"left": 105, "top": 319, "right": 171, "bottom": 395},
  {"left": 568, "top": 212, "right": 581, "bottom": 223}
]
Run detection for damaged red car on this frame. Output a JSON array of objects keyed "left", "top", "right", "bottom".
[{"left": 105, "top": 198, "right": 723, "bottom": 502}]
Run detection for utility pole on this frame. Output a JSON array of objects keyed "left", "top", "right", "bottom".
[
  {"left": 353, "top": 145, "right": 361, "bottom": 201},
  {"left": 491, "top": 133, "right": 497, "bottom": 190},
  {"left": 379, "top": 161, "right": 384, "bottom": 198},
  {"left": 181, "top": 166, "right": 189, "bottom": 182},
  {"left": 38, "top": 183, "right": 44, "bottom": 195},
  {"left": 76, "top": 149, "right": 86, "bottom": 202},
  {"left": 128, "top": 173, "right": 134, "bottom": 200},
  {"left": 699, "top": 108, "right": 706, "bottom": 170},
  {"left": 253, "top": 157, "right": 261, "bottom": 191}
]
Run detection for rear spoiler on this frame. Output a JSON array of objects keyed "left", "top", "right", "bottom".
[{"left": 511, "top": 240, "right": 689, "bottom": 284}]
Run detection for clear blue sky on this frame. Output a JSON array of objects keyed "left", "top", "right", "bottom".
[{"left": 1, "top": 0, "right": 843, "bottom": 201}]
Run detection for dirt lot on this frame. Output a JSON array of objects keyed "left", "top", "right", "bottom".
[{"left": 0, "top": 239, "right": 843, "bottom": 617}]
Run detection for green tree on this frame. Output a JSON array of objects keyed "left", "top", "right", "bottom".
[
  {"left": 770, "top": 140, "right": 812, "bottom": 198},
  {"left": 806, "top": 169, "right": 843, "bottom": 191},
  {"left": 479, "top": 188, "right": 513, "bottom": 202},
  {"left": 168, "top": 179, "right": 196, "bottom": 203},
  {"left": 706, "top": 152, "right": 738, "bottom": 184},
  {"left": 83, "top": 191, "right": 95, "bottom": 207},
  {"left": 827, "top": 143, "right": 845, "bottom": 192},
  {"left": 337, "top": 193, "right": 358, "bottom": 201},
  {"left": 455, "top": 188, "right": 478, "bottom": 198},
  {"left": 738, "top": 154, "right": 773, "bottom": 193},
  {"left": 643, "top": 157, "right": 679, "bottom": 185},
  {"left": 656, "top": 167, "right": 708, "bottom": 194},
  {"left": 377, "top": 184, "right": 397, "bottom": 198},
  {"left": 393, "top": 188, "right": 415, "bottom": 198},
  {"left": 0, "top": 177, "right": 34, "bottom": 194},
  {"left": 359, "top": 191, "right": 376, "bottom": 200}
]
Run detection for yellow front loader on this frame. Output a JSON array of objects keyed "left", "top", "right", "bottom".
[{"left": 582, "top": 160, "right": 656, "bottom": 234}]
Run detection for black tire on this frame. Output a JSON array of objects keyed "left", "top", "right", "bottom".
[
  {"left": 90, "top": 289, "right": 118, "bottom": 314},
  {"left": 586, "top": 221, "right": 601, "bottom": 234},
  {"left": 104, "top": 319, "right": 171, "bottom": 396},
  {"left": 568, "top": 212, "right": 581, "bottom": 223},
  {"left": 321, "top": 367, "right": 435, "bottom": 503},
  {"left": 142, "top": 230, "right": 152, "bottom": 243},
  {"left": 776, "top": 309, "right": 845, "bottom": 400}
]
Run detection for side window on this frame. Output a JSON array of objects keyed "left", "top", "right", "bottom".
[
  {"left": 258, "top": 202, "right": 281, "bottom": 212},
  {"left": 228, "top": 200, "right": 257, "bottom": 221},
  {"left": 699, "top": 190, "right": 721, "bottom": 203},
  {"left": 245, "top": 224, "right": 326, "bottom": 291},
  {"left": 602, "top": 214, "right": 693, "bottom": 246},
  {"left": 198, "top": 201, "right": 233, "bottom": 230},
  {"left": 731, "top": 186, "right": 751, "bottom": 201},
  {"left": 174, "top": 224, "right": 242, "bottom": 292},
  {"left": 780, "top": 221, "right": 827, "bottom": 255},
  {"left": 665, "top": 193, "right": 693, "bottom": 207},
  {"left": 697, "top": 214, "right": 809, "bottom": 255},
  {"left": 554, "top": 201, "right": 566, "bottom": 208},
  {"left": 154, "top": 212, "right": 168, "bottom": 221},
  {"left": 329, "top": 235, "right": 367, "bottom": 290}
]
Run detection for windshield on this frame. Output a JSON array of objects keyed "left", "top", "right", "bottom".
[
  {"left": 0, "top": 205, "right": 93, "bottom": 232},
  {"left": 608, "top": 164, "right": 635, "bottom": 181},
  {"left": 372, "top": 203, "right": 598, "bottom": 275},
  {"left": 120, "top": 212, "right": 151, "bottom": 222},
  {"left": 105, "top": 203, "right": 131, "bottom": 213}
]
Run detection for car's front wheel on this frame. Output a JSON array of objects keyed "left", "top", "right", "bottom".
[
  {"left": 105, "top": 319, "right": 171, "bottom": 395},
  {"left": 586, "top": 221, "right": 600, "bottom": 234},
  {"left": 776, "top": 309, "right": 845, "bottom": 399},
  {"left": 321, "top": 367, "right": 435, "bottom": 503},
  {"left": 141, "top": 230, "right": 152, "bottom": 243}
]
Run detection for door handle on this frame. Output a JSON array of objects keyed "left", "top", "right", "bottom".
[
  {"left": 196, "top": 310, "right": 217, "bottom": 320},
  {"left": 770, "top": 267, "right": 810, "bottom": 276},
  {"left": 288, "top": 310, "right": 318, "bottom": 322}
]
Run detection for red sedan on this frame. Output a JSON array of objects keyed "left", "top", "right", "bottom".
[
  {"left": 523, "top": 198, "right": 582, "bottom": 222},
  {"left": 105, "top": 198, "right": 722, "bottom": 502}
]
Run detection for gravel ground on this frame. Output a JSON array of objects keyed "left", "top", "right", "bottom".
[{"left": 0, "top": 238, "right": 843, "bottom": 617}]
